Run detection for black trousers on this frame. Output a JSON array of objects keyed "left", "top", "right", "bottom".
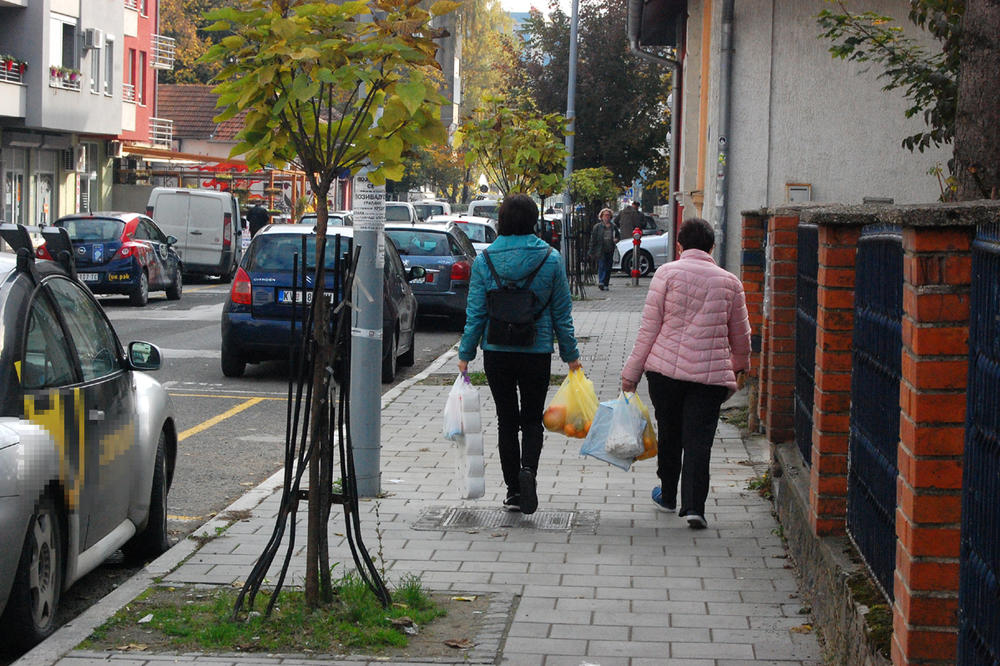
[
  {"left": 645, "top": 371, "right": 729, "bottom": 517},
  {"left": 483, "top": 350, "right": 552, "bottom": 493}
]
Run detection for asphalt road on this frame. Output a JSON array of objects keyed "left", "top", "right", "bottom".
[{"left": 1, "top": 277, "right": 461, "bottom": 665}]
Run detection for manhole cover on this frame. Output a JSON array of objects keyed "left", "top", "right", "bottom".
[{"left": 413, "top": 506, "right": 598, "bottom": 532}]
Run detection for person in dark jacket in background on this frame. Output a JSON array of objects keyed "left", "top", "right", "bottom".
[
  {"left": 247, "top": 204, "right": 270, "bottom": 237},
  {"left": 613, "top": 200, "right": 643, "bottom": 237},
  {"left": 589, "top": 207, "right": 619, "bottom": 290},
  {"left": 458, "top": 194, "right": 582, "bottom": 515}
]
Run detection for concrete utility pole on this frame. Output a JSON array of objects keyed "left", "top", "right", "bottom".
[
  {"left": 560, "top": 0, "right": 580, "bottom": 260},
  {"left": 350, "top": 171, "right": 385, "bottom": 497}
]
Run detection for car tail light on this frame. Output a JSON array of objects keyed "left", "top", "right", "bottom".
[
  {"left": 450, "top": 261, "right": 471, "bottom": 281},
  {"left": 146, "top": 205, "right": 154, "bottom": 217},
  {"left": 223, "top": 213, "right": 232, "bottom": 247},
  {"left": 114, "top": 245, "right": 133, "bottom": 259},
  {"left": 35, "top": 244, "right": 52, "bottom": 260},
  {"left": 230, "top": 267, "right": 252, "bottom": 305}
]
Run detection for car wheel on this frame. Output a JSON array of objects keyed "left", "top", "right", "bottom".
[
  {"left": 0, "top": 494, "right": 63, "bottom": 650},
  {"left": 623, "top": 251, "right": 654, "bottom": 277},
  {"left": 221, "top": 344, "right": 246, "bottom": 378},
  {"left": 381, "top": 329, "right": 398, "bottom": 383},
  {"left": 123, "top": 433, "right": 170, "bottom": 562},
  {"left": 165, "top": 267, "right": 182, "bottom": 301},
  {"left": 399, "top": 329, "right": 416, "bottom": 367},
  {"left": 130, "top": 270, "right": 149, "bottom": 306}
]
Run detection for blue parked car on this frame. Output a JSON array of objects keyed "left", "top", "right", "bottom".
[
  {"left": 383, "top": 222, "right": 476, "bottom": 328},
  {"left": 220, "top": 224, "right": 423, "bottom": 381}
]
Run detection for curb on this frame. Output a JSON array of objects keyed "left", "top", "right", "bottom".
[{"left": 14, "top": 342, "right": 464, "bottom": 666}]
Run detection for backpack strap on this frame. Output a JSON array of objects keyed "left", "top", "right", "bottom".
[
  {"left": 521, "top": 247, "right": 553, "bottom": 289},
  {"left": 481, "top": 249, "right": 506, "bottom": 288},
  {"left": 483, "top": 247, "right": 552, "bottom": 288}
]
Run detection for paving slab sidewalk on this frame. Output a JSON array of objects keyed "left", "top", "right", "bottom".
[{"left": 20, "top": 276, "right": 824, "bottom": 666}]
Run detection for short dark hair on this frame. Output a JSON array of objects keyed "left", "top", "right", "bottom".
[
  {"left": 497, "top": 194, "right": 538, "bottom": 236},
  {"left": 678, "top": 217, "right": 714, "bottom": 252}
]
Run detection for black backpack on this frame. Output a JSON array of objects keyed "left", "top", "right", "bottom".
[{"left": 482, "top": 247, "right": 552, "bottom": 347}]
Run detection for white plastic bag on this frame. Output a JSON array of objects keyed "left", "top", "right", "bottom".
[
  {"left": 604, "top": 393, "right": 646, "bottom": 458},
  {"left": 443, "top": 374, "right": 475, "bottom": 440}
]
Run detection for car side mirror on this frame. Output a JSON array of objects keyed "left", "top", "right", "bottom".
[
  {"left": 407, "top": 266, "right": 427, "bottom": 281},
  {"left": 166, "top": 235, "right": 178, "bottom": 246},
  {"left": 128, "top": 341, "right": 162, "bottom": 371}
]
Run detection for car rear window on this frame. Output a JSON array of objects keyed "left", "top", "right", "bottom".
[
  {"left": 414, "top": 203, "right": 444, "bottom": 219},
  {"left": 454, "top": 222, "right": 490, "bottom": 243},
  {"left": 249, "top": 234, "right": 348, "bottom": 271},
  {"left": 56, "top": 218, "right": 125, "bottom": 241},
  {"left": 385, "top": 205, "right": 413, "bottom": 223},
  {"left": 385, "top": 229, "right": 454, "bottom": 257}
]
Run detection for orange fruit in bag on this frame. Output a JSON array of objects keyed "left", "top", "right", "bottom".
[
  {"left": 564, "top": 423, "right": 578, "bottom": 437},
  {"left": 543, "top": 405, "right": 567, "bottom": 431}
]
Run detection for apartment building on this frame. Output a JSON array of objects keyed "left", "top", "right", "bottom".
[{"left": 0, "top": 0, "right": 172, "bottom": 225}]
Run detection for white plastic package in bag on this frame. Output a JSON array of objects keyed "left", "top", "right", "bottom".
[
  {"left": 604, "top": 393, "right": 646, "bottom": 458},
  {"left": 442, "top": 373, "right": 485, "bottom": 499}
]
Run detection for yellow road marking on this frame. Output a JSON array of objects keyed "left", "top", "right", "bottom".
[
  {"left": 178, "top": 397, "right": 265, "bottom": 441},
  {"left": 184, "top": 284, "right": 223, "bottom": 293},
  {"left": 169, "top": 392, "right": 286, "bottom": 401},
  {"left": 167, "top": 514, "right": 207, "bottom": 521}
]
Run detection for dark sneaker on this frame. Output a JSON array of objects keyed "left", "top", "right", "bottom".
[
  {"left": 503, "top": 494, "right": 520, "bottom": 512},
  {"left": 686, "top": 514, "right": 708, "bottom": 529},
  {"left": 651, "top": 487, "right": 676, "bottom": 513},
  {"left": 518, "top": 468, "right": 538, "bottom": 515}
]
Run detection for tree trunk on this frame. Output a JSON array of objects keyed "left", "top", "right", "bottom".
[
  {"left": 305, "top": 187, "right": 333, "bottom": 607},
  {"left": 953, "top": 0, "right": 1000, "bottom": 200}
]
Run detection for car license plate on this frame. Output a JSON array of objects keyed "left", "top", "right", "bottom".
[
  {"left": 78, "top": 273, "right": 99, "bottom": 283},
  {"left": 278, "top": 290, "right": 336, "bottom": 305}
]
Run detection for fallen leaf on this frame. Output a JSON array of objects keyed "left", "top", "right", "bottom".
[
  {"left": 791, "top": 624, "right": 813, "bottom": 634},
  {"left": 391, "top": 616, "right": 414, "bottom": 627},
  {"left": 392, "top": 602, "right": 410, "bottom": 609},
  {"left": 137, "top": 614, "right": 153, "bottom": 624},
  {"left": 451, "top": 595, "right": 477, "bottom": 602},
  {"left": 490, "top": 532, "right": 507, "bottom": 538},
  {"left": 444, "top": 638, "right": 475, "bottom": 649},
  {"left": 117, "top": 643, "right": 148, "bottom": 651}
]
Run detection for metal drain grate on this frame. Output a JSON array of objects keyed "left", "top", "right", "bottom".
[{"left": 413, "top": 506, "right": 598, "bottom": 532}]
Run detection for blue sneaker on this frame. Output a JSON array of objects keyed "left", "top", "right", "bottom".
[{"left": 651, "top": 487, "right": 676, "bottom": 513}]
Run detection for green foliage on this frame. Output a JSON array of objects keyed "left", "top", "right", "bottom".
[
  {"left": 516, "top": 0, "right": 672, "bottom": 189},
  {"left": 816, "top": 0, "right": 962, "bottom": 153},
  {"left": 458, "top": 94, "right": 569, "bottom": 198},
  {"left": 82, "top": 574, "right": 444, "bottom": 653},
  {"left": 568, "top": 167, "right": 618, "bottom": 221},
  {"left": 200, "top": 0, "right": 458, "bottom": 194}
]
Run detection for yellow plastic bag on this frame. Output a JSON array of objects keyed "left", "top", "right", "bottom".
[
  {"left": 543, "top": 368, "right": 599, "bottom": 439},
  {"left": 631, "top": 393, "right": 658, "bottom": 460}
]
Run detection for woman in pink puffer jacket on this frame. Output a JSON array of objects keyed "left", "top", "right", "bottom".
[{"left": 621, "top": 217, "right": 751, "bottom": 529}]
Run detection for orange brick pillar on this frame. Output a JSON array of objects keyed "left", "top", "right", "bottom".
[
  {"left": 891, "top": 226, "right": 971, "bottom": 666},
  {"left": 762, "top": 213, "right": 798, "bottom": 443},
  {"left": 740, "top": 211, "right": 767, "bottom": 433},
  {"left": 809, "top": 223, "right": 861, "bottom": 536}
]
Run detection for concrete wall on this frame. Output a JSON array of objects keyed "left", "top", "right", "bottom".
[{"left": 681, "top": 0, "right": 951, "bottom": 271}]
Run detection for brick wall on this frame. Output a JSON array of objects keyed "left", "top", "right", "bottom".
[
  {"left": 891, "top": 226, "right": 972, "bottom": 666},
  {"left": 762, "top": 214, "right": 798, "bottom": 443},
  {"left": 740, "top": 211, "right": 767, "bottom": 433}
]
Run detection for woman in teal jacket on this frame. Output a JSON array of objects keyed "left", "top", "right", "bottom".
[{"left": 457, "top": 194, "right": 582, "bottom": 515}]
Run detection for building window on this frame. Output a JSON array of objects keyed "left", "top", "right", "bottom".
[
  {"left": 104, "top": 38, "right": 114, "bottom": 95},
  {"left": 48, "top": 13, "right": 78, "bottom": 70},
  {"left": 138, "top": 51, "right": 146, "bottom": 105},
  {"left": 90, "top": 46, "right": 100, "bottom": 93},
  {"left": 140, "top": 0, "right": 148, "bottom": 16}
]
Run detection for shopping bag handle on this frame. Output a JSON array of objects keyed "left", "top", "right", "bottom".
[{"left": 461, "top": 370, "right": 472, "bottom": 384}]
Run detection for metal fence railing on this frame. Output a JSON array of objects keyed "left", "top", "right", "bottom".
[
  {"left": 958, "top": 221, "right": 1000, "bottom": 665},
  {"left": 794, "top": 223, "right": 818, "bottom": 466},
  {"left": 565, "top": 209, "right": 596, "bottom": 298},
  {"left": 847, "top": 223, "right": 903, "bottom": 601}
]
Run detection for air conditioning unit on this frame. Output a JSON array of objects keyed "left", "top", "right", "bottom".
[
  {"left": 83, "top": 28, "right": 104, "bottom": 50},
  {"left": 107, "top": 139, "right": 123, "bottom": 158}
]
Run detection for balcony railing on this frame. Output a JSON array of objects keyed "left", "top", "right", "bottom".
[
  {"left": 151, "top": 34, "right": 175, "bottom": 70},
  {"left": 124, "top": 0, "right": 138, "bottom": 9},
  {"left": 150, "top": 117, "right": 173, "bottom": 148},
  {"left": 123, "top": 82, "right": 135, "bottom": 103},
  {"left": 0, "top": 60, "right": 26, "bottom": 84}
]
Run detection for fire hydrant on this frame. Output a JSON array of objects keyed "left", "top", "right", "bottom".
[{"left": 631, "top": 226, "right": 642, "bottom": 286}]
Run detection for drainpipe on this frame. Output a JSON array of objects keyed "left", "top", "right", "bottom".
[
  {"left": 713, "top": 0, "right": 734, "bottom": 268},
  {"left": 561, "top": 0, "right": 579, "bottom": 264},
  {"left": 627, "top": 9, "right": 681, "bottom": 258}
]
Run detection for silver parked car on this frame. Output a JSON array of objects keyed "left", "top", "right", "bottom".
[{"left": 0, "top": 225, "right": 177, "bottom": 650}]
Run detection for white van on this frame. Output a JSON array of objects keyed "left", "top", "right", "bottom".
[
  {"left": 146, "top": 188, "right": 243, "bottom": 279},
  {"left": 467, "top": 198, "right": 499, "bottom": 221}
]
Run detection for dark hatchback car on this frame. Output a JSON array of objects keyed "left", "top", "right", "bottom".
[
  {"left": 383, "top": 222, "right": 475, "bottom": 327},
  {"left": 221, "top": 225, "right": 423, "bottom": 382},
  {"left": 39, "top": 212, "right": 182, "bottom": 306}
]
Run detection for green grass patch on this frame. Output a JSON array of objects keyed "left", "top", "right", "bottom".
[
  {"left": 747, "top": 471, "right": 773, "bottom": 500},
  {"left": 81, "top": 572, "right": 444, "bottom": 654},
  {"left": 721, "top": 405, "right": 749, "bottom": 431}
]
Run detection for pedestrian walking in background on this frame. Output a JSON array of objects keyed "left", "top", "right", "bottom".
[
  {"left": 247, "top": 203, "right": 270, "bottom": 237},
  {"left": 458, "top": 194, "right": 582, "bottom": 515},
  {"left": 589, "top": 207, "right": 619, "bottom": 290},
  {"left": 621, "top": 217, "right": 751, "bottom": 529},
  {"left": 613, "top": 200, "right": 643, "bottom": 237}
]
